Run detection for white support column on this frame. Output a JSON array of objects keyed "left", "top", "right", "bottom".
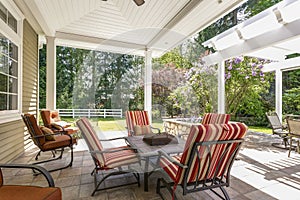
[
  {"left": 46, "top": 36, "right": 56, "bottom": 110},
  {"left": 144, "top": 49, "right": 152, "bottom": 123},
  {"left": 218, "top": 61, "right": 225, "bottom": 114},
  {"left": 275, "top": 69, "right": 283, "bottom": 122}
]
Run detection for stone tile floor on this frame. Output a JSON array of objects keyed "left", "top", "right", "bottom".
[{"left": 2, "top": 130, "right": 300, "bottom": 200}]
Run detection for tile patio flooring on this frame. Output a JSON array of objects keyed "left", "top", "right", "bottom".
[{"left": 2, "top": 129, "right": 300, "bottom": 200}]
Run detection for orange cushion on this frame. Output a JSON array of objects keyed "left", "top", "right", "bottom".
[
  {"left": 0, "top": 185, "right": 61, "bottom": 200},
  {"left": 24, "top": 114, "right": 46, "bottom": 145},
  {"left": 41, "top": 135, "right": 76, "bottom": 151},
  {"left": 50, "top": 111, "right": 61, "bottom": 122},
  {"left": 0, "top": 169, "right": 3, "bottom": 186}
]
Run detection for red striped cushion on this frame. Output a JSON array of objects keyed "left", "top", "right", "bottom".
[
  {"left": 126, "top": 111, "right": 150, "bottom": 135},
  {"left": 105, "top": 146, "right": 139, "bottom": 169},
  {"left": 77, "top": 118, "right": 139, "bottom": 169},
  {"left": 160, "top": 123, "right": 247, "bottom": 184},
  {"left": 76, "top": 118, "right": 105, "bottom": 167},
  {"left": 159, "top": 155, "right": 181, "bottom": 181},
  {"left": 201, "top": 113, "right": 230, "bottom": 124}
]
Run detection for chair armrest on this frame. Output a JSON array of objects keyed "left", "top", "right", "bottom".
[
  {"left": 150, "top": 126, "right": 161, "bottom": 134},
  {"left": 0, "top": 164, "right": 55, "bottom": 187},
  {"left": 177, "top": 133, "right": 189, "bottom": 139},
  {"left": 99, "top": 137, "right": 128, "bottom": 142},
  {"left": 91, "top": 146, "right": 138, "bottom": 154},
  {"left": 157, "top": 150, "right": 188, "bottom": 169},
  {"left": 30, "top": 131, "right": 62, "bottom": 139}
]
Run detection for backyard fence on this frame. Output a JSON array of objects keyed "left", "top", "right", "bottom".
[{"left": 57, "top": 109, "right": 122, "bottom": 118}]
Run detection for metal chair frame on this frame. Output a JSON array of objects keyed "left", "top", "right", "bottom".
[
  {"left": 287, "top": 118, "right": 300, "bottom": 157},
  {"left": 157, "top": 139, "right": 244, "bottom": 200},
  {"left": 265, "top": 112, "right": 289, "bottom": 149},
  {"left": 22, "top": 114, "right": 74, "bottom": 173},
  {"left": 76, "top": 118, "right": 140, "bottom": 196}
]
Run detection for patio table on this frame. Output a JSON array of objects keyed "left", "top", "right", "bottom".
[{"left": 126, "top": 135, "right": 185, "bottom": 191}]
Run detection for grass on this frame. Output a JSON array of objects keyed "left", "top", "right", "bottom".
[
  {"left": 62, "top": 117, "right": 273, "bottom": 134},
  {"left": 248, "top": 126, "right": 272, "bottom": 134}
]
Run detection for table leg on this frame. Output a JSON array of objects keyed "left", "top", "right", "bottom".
[{"left": 144, "top": 157, "right": 150, "bottom": 191}]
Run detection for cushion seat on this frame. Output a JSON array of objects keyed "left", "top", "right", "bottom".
[
  {"left": 105, "top": 147, "right": 139, "bottom": 169},
  {"left": 41, "top": 135, "right": 76, "bottom": 151},
  {"left": 0, "top": 185, "right": 61, "bottom": 200}
]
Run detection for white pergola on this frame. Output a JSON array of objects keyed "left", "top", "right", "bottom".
[
  {"left": 14, "top": 0, "right": 246, "bottom": 118},
  {"left": 202, "top": 0, "right": 300, "bottom": 121}
]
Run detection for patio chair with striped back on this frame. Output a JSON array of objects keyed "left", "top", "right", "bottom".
[
  {"left": 201, "top": 113, "right": 231, "bottom": 124},
  {"left": 157, "top": 122, "right": 248, "bottom": 200},
  {"left": 76, "top": 117, "right": 140, "bottom": 196},
  {"left": 125, "top": 110, "right": 161, "bottom": 136}
]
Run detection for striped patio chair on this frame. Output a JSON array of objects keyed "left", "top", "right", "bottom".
[
  {"left": 201, "top": 113, "right": 231, "bottom": 124},
  {"left": 125, "top": 110, "right": 160, "bottom": 136},
  {"left": 76, "top": 117, "right": 140, "bottom": 196},
  {"left": 157, "top": 122, "right": 248, "bottom": 200}
]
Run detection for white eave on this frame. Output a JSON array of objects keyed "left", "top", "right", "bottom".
[{"left": 14, "top": 0, "right": 246, "bottom": 57}]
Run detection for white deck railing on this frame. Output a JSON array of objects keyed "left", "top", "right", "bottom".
[{"left": 57, "top": 109, "right": 122, "bottom": 118}]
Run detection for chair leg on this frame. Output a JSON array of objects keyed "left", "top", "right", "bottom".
[
  {"left": 32, "top": 146, "right": 73, "bottom": 174},
  {"left": 35, "top": 150, "right": 41, "bottom": 160},
  {"left": 156, "top": 177, "right": 178, "bottom": 200},
  {"left": 288, "top": 137, "right": 293, "bottom": 157},
  {"left": 91, "top": 169, "right": 140, "bottom": 196},
  {"left": 219, "top": 187, "right": 230, "bottom": 200}
]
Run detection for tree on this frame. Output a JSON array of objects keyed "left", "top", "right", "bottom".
[
  {"left": 224, "top": 56, "right": 274, "bottom": 120},
  {"left": 184, "top": 63, "right": 218, "bottom": 116}
]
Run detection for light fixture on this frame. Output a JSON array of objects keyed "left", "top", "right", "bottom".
[{"left": 133, "top": 0, "right": 145, "bottom": 6}]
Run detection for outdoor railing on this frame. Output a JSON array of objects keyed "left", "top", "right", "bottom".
[{"left": 57, "top": 109, "right": 122, "bottom": 118}]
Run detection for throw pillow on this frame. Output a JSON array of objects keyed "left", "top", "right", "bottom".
[
  {"left": 40, "top": 126, "right": 56, "bottom": 141},
  {"left": 133, "top": 125, "right": 152, "bottom": 135}
]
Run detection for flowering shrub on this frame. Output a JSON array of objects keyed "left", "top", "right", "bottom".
[{"left": 225, "top": 56, "right": 273, "bottom": 118}]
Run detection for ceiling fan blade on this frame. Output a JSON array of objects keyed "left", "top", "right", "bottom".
[{"left": 133, "top": 0, "right": 145, "bottom": 6}]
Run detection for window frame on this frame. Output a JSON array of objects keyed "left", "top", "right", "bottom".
[{"left": 0, "top": 0, "right": 23, "bottom": 124}]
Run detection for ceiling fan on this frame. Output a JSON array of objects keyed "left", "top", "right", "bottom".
[
  {"left": 102, "top": 0, "right": 145, "bottom": 6},
  {"left": 133, "top": 0, "right": 145, "bottom": 6}
]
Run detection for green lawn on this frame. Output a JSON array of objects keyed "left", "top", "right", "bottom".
[
  {"left": 61, "top": 117, "right": 272, "bottom": 134},
  {"left": 248, "top": 126, "right": 272, "bottom": 134}
]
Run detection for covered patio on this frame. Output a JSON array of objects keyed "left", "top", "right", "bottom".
[
  {"left": 2, "top": 0, "right": 300, "bottom": 199},
  {"left": 3, "top": 126, "right": 300, "bottom": 200}
]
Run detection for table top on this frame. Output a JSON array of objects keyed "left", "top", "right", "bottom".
[{"left": 126, "top": 135, "right": 185, "bottom": 157}]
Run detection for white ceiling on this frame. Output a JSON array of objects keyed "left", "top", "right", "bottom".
[{"left": 14, "top": 0, "right": 246, "bottom": 57}]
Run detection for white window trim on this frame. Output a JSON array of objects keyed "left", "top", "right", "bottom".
[{"left": 0, "top": 0, "right": 23, "bottom": 124}]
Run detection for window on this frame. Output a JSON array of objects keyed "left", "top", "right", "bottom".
[
  {"left": 0, "top": 0, "right": 21, "bottom": 123},
  {"left": 0, "top": 34, "right": 18, "bottom": 111},
  {"left": 0, "top": 2, "right": 17, "bottom": 33}
]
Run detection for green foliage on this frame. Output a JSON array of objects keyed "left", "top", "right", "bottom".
[
  {"left": 39, "top": 45, "right": 46, "bottom": 108},
  {"left": 224, "top": 56, "right": 274, "bottom": 119},
  {"left": 245, "top": 0, "right": 283, "bottom": 17},
  {"left": 185, "top": 64, "right": 218, "bottom": 115},
  {"left": 283, "top": 87, "right": 300, "bottom": 115}
]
